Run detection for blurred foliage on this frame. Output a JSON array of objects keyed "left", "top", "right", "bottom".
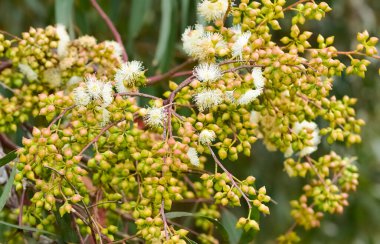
[{"left": 0, "top": 0, "right": 379, "bottom": 242}]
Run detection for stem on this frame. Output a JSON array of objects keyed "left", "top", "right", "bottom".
[
  {"left": 45, "top": 165, "right": 104, "bottom": 243},
  {"left": 78, "top": 120, "right": 123, "bottom": 156},
  {"left": 207, "top": 145, "right": 252, "bottom": 209},
  {"left": 47, "top": 105, "right": 76, "bottom": 130},
  {"left": 283, "top": 0, "right": 311, "bottom": 12},
  {"left": 90, "top": 0, "right": 128, "bottom": 62},
  {"left": 305, "top": 156, "right": 328, "bottom": 189},
  {"left": 161, "top": 200, "right": 170, "bottom": 240},
  {"left": 115, "top": 92, "right": 160, "bottom": 100},
  {"left": 18, "top": 180, "right": 27, "bottom": 226},
  {"left": 0, "top": 134, "right": 19, "bottom": 150},
  {"left": 72, "top": 214, "right": 85, "bottom": 244},
  {"left": 147, "top": 59, "right": 194, "bottom": 85}
]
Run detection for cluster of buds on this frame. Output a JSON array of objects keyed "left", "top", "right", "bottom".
[{"left": 0, "top": 25, "right": 121, "bottom": 133}]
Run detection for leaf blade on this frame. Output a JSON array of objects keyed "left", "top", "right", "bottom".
[
  {"left": 0, "top": 150, "right": 16, "bottom": 168},
  {"left": 0, "top": 162, "right": 17, "bottom": 212},
  {"left": 55, "top": 0, "right": 75, "bottom": 38},
  {"left": 0, "top": 220, "right": 56, "bottom": 236}
]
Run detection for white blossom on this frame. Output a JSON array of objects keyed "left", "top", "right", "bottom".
[
  {"left": 100, "top": 107, "right": 110, "bottom": 126},
  {"left": 225, "top": 90, "right": 235, "bottom": 102},
  {"left": 43, "top": 68, "right": 61, "bottom": 88},
  {"left": 250, "top": 110, "right": 261, "bottom": 124},
  {"left": 232, "top": 31, "right": 251, "bottom": 59},
  {"left": 102, "top": 82, "right": 114, "bottom": 107},
  {"left": 230, "top": 25, "right": 242, "bottom": 35},
  {"left": 182, "top": 25, "right": 226, "bottom": 60},
  {"left": 18, "top": 63, "right": 38, "bottom": 81},
  {"left": 104, "top": 41, "right": 123, "bottom": 60},
  {"left": 237, "top": 89, "right": 262, "bottom": 105},
  {"left": 85, "top": 75, "right": 103, "bottom": 99},
  {"left": 114, "top": 61, "right": 144, "bottom": 87},
  {"left": 199, "top": 129, "right": 216, "bottom": 145},
  {"left": 115, "top": 80, "right": 129, "bottom": 93},
  {"left": 284, "top": 146, "right": 294, "bottom": 158},
  {"left": 193, "top": 89, "right": 223, "bottom": 112},
  {"left": 187, "top": 147, "right": 200, "bottom": 167},
  {"left": 56, "top": 24, "right": 70, "bottom": 57},
  {"left": 73, "top": 86, "right": 91, "bottom": 106},
  {"left": 144, "top": 106, "right": 166, "bottom": 128},
  {"left": 285, "top": 121, "right": 321, "bottom": 157},
  {"left": 198, "top": 0, "right": 229, "bottom": 22},
  {"left": 193, "top": 63, "right": 222, "bottom": 82},
  {"left": 252, "top": 67, "right": 265, "bottom": 89},
  {"left": 182, "top": 24, "right": 205, "bottom": 57},
  {"left": 67, "top": 76, "right": 83, "bottom": 87},
  {"left": 0, "top": 166, "right": 7, "bottom": 185}
]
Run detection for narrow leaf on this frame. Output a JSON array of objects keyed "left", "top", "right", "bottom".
[
  {"left": 153, "top": 0, "right": 173, "bottom": 67},
  {"left": 0, "top": 163, "right": 17, "bottom": 212},
  {"left": 0, "top": 220, "right": 56, "bottom": 236},
  {"left": 55, "top": 0, "right": 75, "bottom": 38},
  {"left": 128, "top": 0, "right": 151, "bottom": 40},
  {"left": 165, "top": 211, "right": 193, "bottom": 219},
  {"left": 180, "top": 0, "right": 190, "bottom": 32},
  {"left": 0, "top": 150, "right": 16, "bottom": 167},
  {"left": 222, "top": 208, "right": 242, "bottom": 244}
]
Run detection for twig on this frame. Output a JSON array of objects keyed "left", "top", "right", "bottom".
[
  {"left": 44, "top": 165, "right": 104, "bottom": 243},
  {"left": 18, "top": 180, "right": 27, "bottom": 226},
  {"left": 0, "top": 134, "right": 19, "bottom": 150},
  {"left": 0, "top": 60, "right": 12, "bottom": 72},
  {"left": 90, "top": 0, "right": 128, "bottom": 62},
  {"left": 208, "top": 145, "right": 252, "bottom": 209},
  {"left": 283, "top": 0, "right": 310, "bottom": 12},
  {"left": 111, "top": 234, "right": 139, "bottom": 243},
  {"left": 115, "top": 92, "right": 160, "bottom": 100},
  {"left": 47, "top": 105, "right": 76, "bottom": 130},
  {"left": 78, "top": 120, "right": 123, "bottom": 156},
  {"left": 72, "top": 214, "right": 85, "bottom": 244},
  {"left": 161, "top": 200, "right": 170, "bottom": 240},
  {"left": 305, "top": 156, "right": 328, "bottom": 189},
  {"left": 164, "top": 64, "right": 260, "bottom": 138},
  {"left": 147, "top": 59, "right": 194, "bottom": 85}
]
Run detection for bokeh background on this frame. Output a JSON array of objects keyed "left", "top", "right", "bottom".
[{"left": 0, "top": 0, "right": 379, "bottom": 243}]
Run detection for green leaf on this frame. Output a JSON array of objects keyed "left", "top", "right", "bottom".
[
  {"left": 165, "top": 211, "right": 194, "bottom": 219},
  {"left": 180, "top": 0, "right": 190, "bottom": 32},
  {"left": 128, "top": 0, "right": 151, "bottom": 40},
  {"left": 222, "top": 208, "right": 242, "bottom": 244},
  {"left": 0, "top": 150, "right": 16, "bottom": 167},
  {"left": 165, "top": 211, "right": 230, "bottom": 244},
  {"left": 0, "top": 162, "right": 17, "bottom": 212},
  {"left": 0, "top": 220, "right": 56, "bottom": 237},
  {"left": 55, "top": 0, "right": 75, "bottom": 38},
  {"left": 153, "top": 0, "right": 174, "bottom": 69},
  {"left": 238, "top": 207, "right": 260, "bottom": 244},
  {"left": 54, "top": 208, "right": 79, "bottom": 243}
]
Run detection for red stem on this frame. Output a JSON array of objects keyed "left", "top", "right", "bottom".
[
  {"left": 78, "top": 120, "right": 123, "bottom": 156},
  {"left": 0, "top": 134, "right": 19, "bottom": 150},
  {"left": 90, "top": 0, "right": 128, "bottom": 62},
  {"left": 47, "top": 105, "right": 76, "bottom": 130},
  {"left": 208, "top": 145, "right": 252, "bottom": 209},
  {"left": 147, "top": 59, "right": 194, "bottom": 85}
]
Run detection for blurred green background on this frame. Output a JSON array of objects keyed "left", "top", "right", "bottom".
[{"left": 0, "top": 0, "right": 379, "bottom": 243}]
